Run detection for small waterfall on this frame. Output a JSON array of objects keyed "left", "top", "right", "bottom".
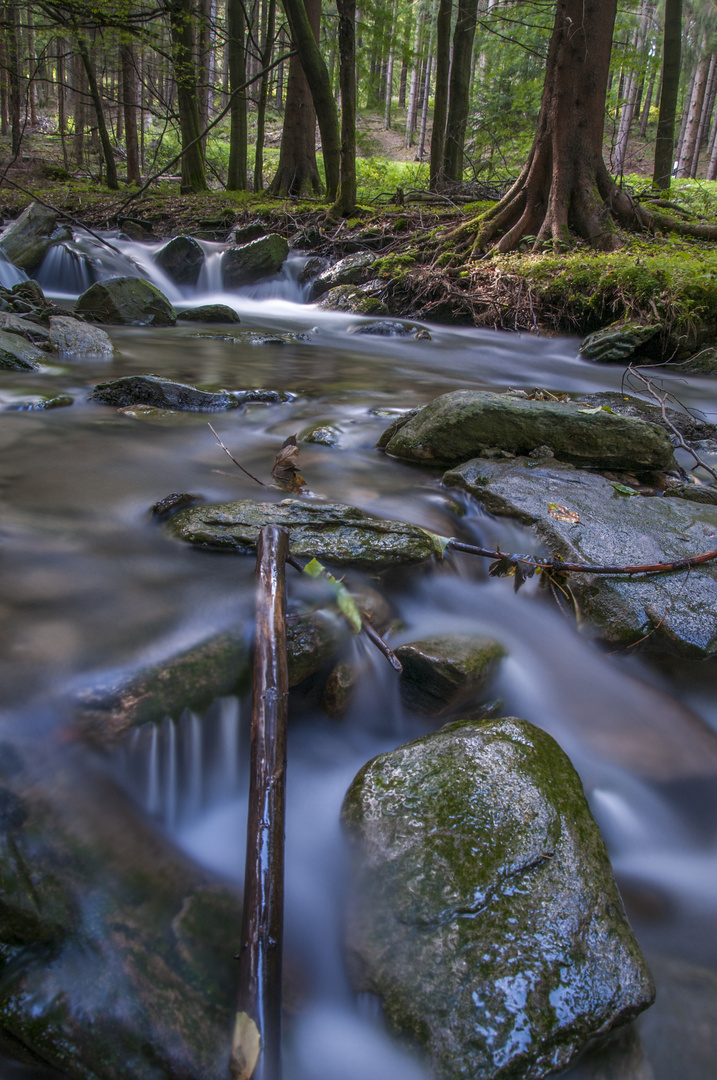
[
  {"left": 34, "top": 244, "right": 94, "bottom": 298},
  {"left": 117, "top": 696, "right": 242, "bottom": 827},
  {"left": 0, "top": 248, "right": 27, "bottom": 288}
]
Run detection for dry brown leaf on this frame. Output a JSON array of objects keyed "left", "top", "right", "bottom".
[
  {"left": 229, "top": 1012, "right": 261, "bottom": 1080},
  {"left": 271, "top": 435, "right": 306, "bottom": 492},
  {"left": 548, "top": 502, "right": 580, "bottom": 523}
]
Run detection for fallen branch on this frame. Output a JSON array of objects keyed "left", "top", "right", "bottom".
[
  {"left": 208, "top": 424, "right": 266, "bottom": 486},
  {"left": 446, "top": 538, "right": 717, "bottom": 577},
  {"left": 234, "top": 525, "right": 289, "bottom": 1080}
]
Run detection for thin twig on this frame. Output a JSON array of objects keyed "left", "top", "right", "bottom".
[
  {"left": 207, "top": 423, "right": 266, "bottom": 486},
  {"left": 446, "top": 538, "right": 717, "bottom": 577}
]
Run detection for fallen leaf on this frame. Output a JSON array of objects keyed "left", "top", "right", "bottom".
[
  {"left": 548, "top": 502, "right": 580, "bottom": 523},
  {"left": 420, "top": 528, "right": 451, "bottom": 556},
  {"left": 301, "top": 557, "right": 362, "bottom": 633},
  {"left": 271, "top": 435, "right": 306, "bottom": 492},
  {"left": 611, "top": 483, "right": 639, "bottom": 496},
  {"left": 229, "top": 1012, "right": 261, "bottom": 1080}
]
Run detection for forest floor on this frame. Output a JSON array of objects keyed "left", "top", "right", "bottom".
[{"left": 2, "top": 119, "right": 717, "bottom": 360}]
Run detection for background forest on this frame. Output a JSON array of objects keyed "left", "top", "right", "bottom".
[{"left": 0, "top": 0, "right": 715, "bottom": 210}]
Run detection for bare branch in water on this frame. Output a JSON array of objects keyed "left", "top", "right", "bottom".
[
  {"left": 207, "top": 423, "right": 266, "bottom": 486},
  {"left": 446, "top": 539, "right": 717, "bottom": 577}
]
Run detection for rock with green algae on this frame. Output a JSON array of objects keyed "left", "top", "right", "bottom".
[
  {"left": 342, "top": 716, "right": 655, "bottom": 1080},
  {"left": 166, "top": 498, "right": 436, "bottom": 569},
  {"left": 221, "top": 234, "right": 289, "bottom": 288},
  {"left": 317, "top": 285, "right": 388, "bottom": 316},
  {"left": 0, "top": 741, "right": 241, "bottom": 1080},
  {"left": 579, "top": 321, "right": 660, "bottom": 362},
  {"left": 75, "top": 276, "right": 176, "bottom": 326},
  {"left": 154, "top": 235, "right": 204, "bottom": 286},
  {"left": 380, "top": 390, "right": 675, "bottom": 472},
  {"left": 443, "top": 455, "right": 717, "bottom": 661},
  {"left": 0, "top": 329, "right": 46, "bottom": 370},
  {"left": 310, "top": 252, "right": 377, "bottom": 298},
  {"left": 0, "top": 311, "right": 50, "bottom": 345},
  {"left": 89, "top": 374, "right": 241, "bottom": 411},
  {"left": 176, "top": 304, "right": 241, "bottom": 323},
  {"left": 395, "top": 634, "right": 505, "bottom": 716},
  {"left": 299, "top": 419, "right": 342, "bottom": 445},
  {"left": 0, "top": 202, "right": 68, "bottom": 271}
]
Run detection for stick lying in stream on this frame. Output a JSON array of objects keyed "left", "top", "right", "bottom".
[
  {"left": 233, "top": 525, "right": 289, "bottom": 1080},
  {"left": 446, "top": 538, "right": 717, "bottom": 576}
]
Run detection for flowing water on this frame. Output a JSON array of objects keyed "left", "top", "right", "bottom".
[{"left": 2, "top": 232, "right": 717, "bottom": 1079}]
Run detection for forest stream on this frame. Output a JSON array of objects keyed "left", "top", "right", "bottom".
[{"left": 1, "top": 232, "right": 716, "bottom": 1080}]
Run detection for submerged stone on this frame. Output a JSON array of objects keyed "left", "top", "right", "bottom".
[
  {"left": 342, "top": 716, "right": 655, "bottom": 1080},
  {"left": 221, "top": 234, "right": 289, "bottom": 288},
  {"left": 0, "top": 329, "right": 46, "bottom": 370},
  {"left": 580, "top": 322, "right": 660, "bottom": 363},
  {"left": 75, "top": 276, "right": 176, "bottom": 326},
  {"left": 154, "top": 235, "right": 204, "bottom": 285},
  {"left": 166, "top": 498, "right": 436, "bottom": 568},
  {"left": 396, "top": 634, "right": 505, "bottom": 716},
  {"left": 299, "top": 420, "right": 342, "bottom": 445},
  {"left": 443, "top": 456, "right": 717, "bottom": 658},
  {"left": 380, "top": 390, "right": 675, "bottom": 471},
  {"left": 2, "top": 392, "right": 73, "bottom": 411},
  {"left": 287, "top": 608, "right": 349, "bottom": 686},
  {"left": 89, "top": 375, "right": 241, "bottom": 411},
  {"left": 347, "top": 319, "right": 416, "bottom": 337},
  {"left": 48, "top": 315, "right": 114, "bottom": 357}
]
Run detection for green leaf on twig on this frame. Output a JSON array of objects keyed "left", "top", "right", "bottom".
[
  {"left": 301, "top": 557, "right": 362, "bottom": 633},
  {"left": 420, "top": 529, "right": 451, "bottom": 556}
]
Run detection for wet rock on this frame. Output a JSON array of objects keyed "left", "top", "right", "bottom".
[
  {"left": 0, "top": 742, "right": 241, "bottom": 1079},
  {"left": 0, "top": 329, "right": 46, "bottom": 370},
  {"left": 347, "top": 319, "right": 415, "bottom": 337},
  {"left": 75, "top": 276, "right": 176, "bottom": 326},
  {"left": 299, "top": 420, "right": 341, "bottom": 445},
  {"left": 221, "top": 234, "right": 289, "bottom": 288},
  {"left": 380, "top": 390, "right": 675, "bottom": 472},
  {"left": 0, "top": 203, "right": 64, "bottom": 272},
  {"left": 166, "top": 498, "right": 436, "bottom": 569},
  {"left": 342, "top": 716, "right": 655, "bottom": 1080},
  {"left": 287, "top": 608, "right": 349, "bottom": 687},
  {"left": 89, "top": 375, "right": 240, "bottom": 412},
  {"left": 317, "top": 285, "right": 388, "bottom": 316},
  {"left": 395, "top": 634, "right": 505, "bottom": 716},
  {"left": 2, "top": 392, "right": 73, "bottom": 411},
  {"left": 233, "top": 223, "right": 268, "bottom": 246},
  {"left": 75, "top": 632, "right": 251, "bottom": 745},
  {"left": 188, "top": 329, "right": 306, "bottom": 346},
  {"left": 580, "top": 322, "right": 661, "bottom": 362},
  {"left": 664, "top": 482, "right": 717, "bottom": 505},
  {"left": 48, "top": 316, "right": 114, "bottom": 357},
  {"left": 154, "top": 235, "right": 204, "bottom": 285},
  {"left": 414, "top": 328, "right": 432, "bottom": 341},
  {"left": 443, "top": 455, "right": 717, "bottom": 657},
  {"left": 323, "top": 661, "right": 359, "bottom": 718},
  {"left": 310, "top": 253, "right": 377, "bottom": 298},
  {"left": 298, "top": 256, "right": 330, "bottom": 285},
  {"left": 150, "top": 491, "right": 205, "bottom": 520},
  {"left": 0, "top": 311, "right": 50, "bottom": 345},
  {"left": 675, "top": 347, "right": 717, "bottom": 375},
  {"left": 375, "top": 408, "right": 423, "bottom": 448},
  {"left": 117, "top": 217, "right": 153, "bottom": 241},
  {"left": 176, "top": 304, "right": 241, "bottom": 323}
]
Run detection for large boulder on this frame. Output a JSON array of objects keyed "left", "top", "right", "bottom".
[
  {"left": 89, "top": 375, "right": 241, "bottom": 411},
  {"left": 0, "top": 203, "right": 68, "bottom": 272},
  {"left": 0, "top": 742, "right": 240, "bottom": 1079},
  {"left": 221, "top": 234, "right": 289, "bottom": 288},
  {"left": 444, "top": 455, "right": 717, "bottom": 658},
  {"left": 75, "top": 276, "right": 176, "bottom": 326},
  {"left": 310, "top": 252, "right": 377, "bottom": 298},
  {"left": 166, "top": 498, "right": 436, "bottom": 568},
  {"left": 396, "top": 634, "right": 505, "bottom": 716},
  {"left": 49, "top": 316, "right": 114, "bottom": 357},
  {"left": 342, "top": 716, "right": 655, "bottom": 1080},
  {"left": 0, "top": 329, "right": 46, "bottom": 370},
  {"left": 154, "top": 235, "right": 205, "bottom": 286},
  {"left": 380, "top": 390, "right": 675, "bottom": 472}
]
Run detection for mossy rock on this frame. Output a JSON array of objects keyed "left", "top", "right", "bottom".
[
  {"left": 0, "top": 202, "right": 62, "bottom": 272},
  {"left": 310, "top": 252, "right": 377, "bottom": 298},
  {"left": 89, "top": 375, "right": 240, "bottom": 412},
  {"left": 298, "top": 420, "right": 341, "bottom": 446},
  {"left": 48, "top": 316, "right": 114, "bottom": 357},
  {"left": 221, "top": 234, "right": 289, "bottom": 288},
  {"left": 166, "top": 498, "right": 436, "bottom": 569},
  {"left": 154, "top": 235, "right": 204, "bottom": 286},
  {"left": 317, "top": 285, "right": 388, "bottom": 316},
  {"left": 176, "top": 304, "right": 241, "bottom": 324},
  {"left": 380, "top": 390, "right": 675, "bottom": 472},
  {"left": 75, "top": 276, "right": 176, "bottom": 326},
  {"left": 396, "top": 634, "right": 505, "bottom": 716},
  {"left": 0, "top": 312, "right": 50, "bottom": 345},
  {"left": 0, "top": 329, "right": 46, "bottom": 370},
  {"left": 579, "top": 321, "right": 661, "bottom": 362},
  {"left": 342, "top": 716, "right": 655, "bottom": 1080}
]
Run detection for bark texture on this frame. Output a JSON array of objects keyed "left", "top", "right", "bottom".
[{"left": 653, "top": 0, "right": 682, "bottom": 190}]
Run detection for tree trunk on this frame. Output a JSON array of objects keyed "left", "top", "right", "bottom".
[
  {"left": 334, "top": 0, "right": 356, "bottom": 215},
  {"left": 639, "top": 70, "right": 656, "bottom": 138},
  {"left": 254, "top": 0, "right": 276, "bottom": 190},
  {"left": 653, "top": 0, "right": 682, "bottom": 189},
  {"left": 74, "top": 28, "right": 118, "bottom": 189},
  {"left": 6, "top": 1, "right": 21, "bottom": 156},
  {"left": 429, "top": 0, "right": 452, "bottom": 189},
  {"left": 278, "top": 0, "right": 341, "bottom": 199},
  {"left": 674, "top": 60, "right": 696, "bottom": 170},
  {"left": 691, "top": 54, "right": 716, "bottom": 177},
  {"left": 677, "top": 40, "right": 710, "bottom": 178},
  {"left": 73, "top": 50, "right": 86, "bottom": 167},
  {"left": 0, "top": 38, "right": 8, "bottom": 137},
  {"left": 417, "top": 51, "right": 432, "bottom": 161},
  {"left": 197, "top": 0, "right": 212, "bottom": 138},
  {"left": 226, "top": 0, "right": 248, "bottom": 190},
  {"left": 166, "top": 0, "right": 208, "bottom": 191},
  {"left": 612, "top": 0, "right": 652, "bottom": 175},
  {"left": 450, "top": 0, "right": 647, "bottom": 254},
  {"left": 268, "top": 0, "right": 322, "bottom": 196},
  {"left": 383, "top": 0, "right": 399, "bottom": 129},
  {"left": 404, "top": 8, "right": 421, "bottom": 147},
  {"left": 27, "top": 12, "right": 36, "bottom": 127},
  {"left": 121, "top": 43, "right": 141, "bottom": 184},
  {"left": 442, "top": 0, "right": 479, "bottom": 182}
]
